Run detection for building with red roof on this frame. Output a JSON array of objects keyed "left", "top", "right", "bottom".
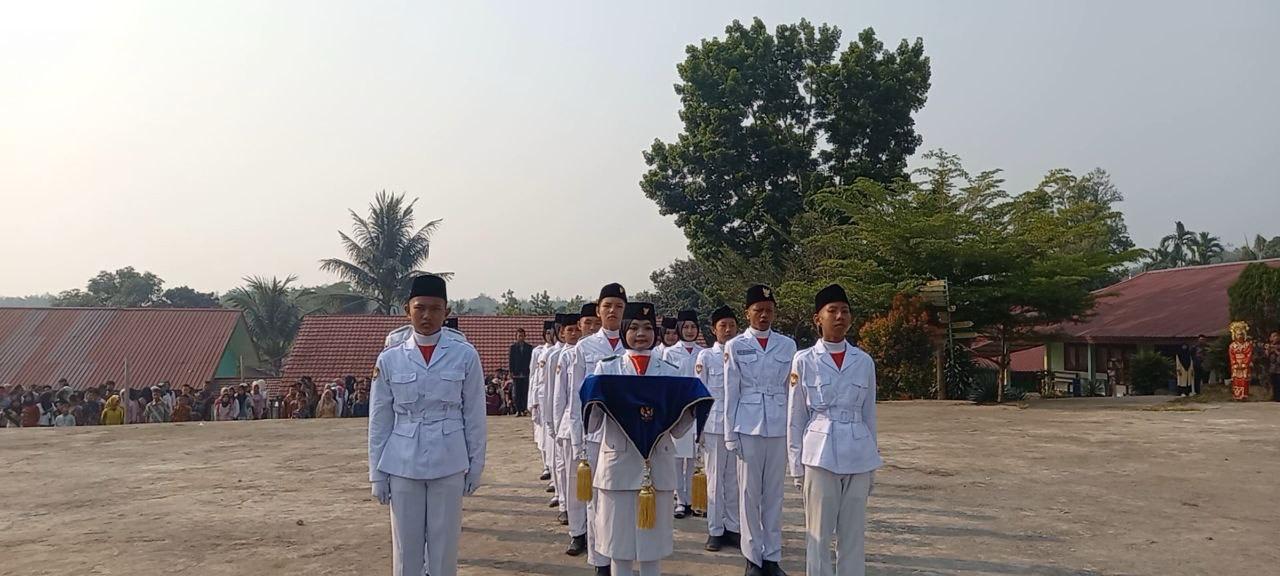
[
  {"left": 280, "top": 314, "right": 551, "bottom": 386},
  {"left": 1014, "top": 259, "right": 1280, "bottom": 390},
  {"left": 0, "top": 307, "right": 263, "bottom": 390}
]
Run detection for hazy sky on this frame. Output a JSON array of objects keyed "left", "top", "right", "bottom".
[{"left": 2, "top": 0, "right": 1277, "bottom": 300}]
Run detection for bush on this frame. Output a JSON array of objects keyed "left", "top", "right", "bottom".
[
  {"left": 1129, "top": 350, "right": 1173, "bottom": 395},
  {"left": 859, "top": 294, "right": 936, "bottom": 399},
  {"left": 943, "top": 343, "right": 975, "bottom": 400},
  {"left": 967, "top": 368, "right": 1026, "bottom": 403}
]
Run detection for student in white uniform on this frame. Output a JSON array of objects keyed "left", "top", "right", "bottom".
[
  {"left": 788, "top": 284, "right": 882, "bottom": 576},
  {"left": 654, "top": 317, "right": 679, "bottom": 359},
  {"left": 571, "top": 284, "right": 629, "bottom": 574},
  {"left": 550, "top": 312, "right": 583, "bottom": 523},
  {"left": 694, "top": 305, "right": 742, "bottom": 552},
  {"left": 558, "top": 303, "right": 599, "bottom": 557},
  {"left": 725, "top": 284, "right": 796, "bottom": 576},
  {"left": 530, "top": 320, "right": 557, "bottom": 485},
  {"left": 661, "top": 309, "right": 705, "bottom": 519},
  {"left": 368, "top": 274, "right": 487, "bottom": 576},
  {"left": 541, "top": 315, "right": 571, "bottom": 509},
  {"left": 590, "top": 302, "right": 686, "bottom": 576}
]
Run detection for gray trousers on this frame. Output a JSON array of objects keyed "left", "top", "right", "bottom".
[
  {"left": 738, "top": 435, "right": 786, "bottom": 565},
  {"left": 802, "top": 466, "right": 873, "bottom": 576},
  {"left": 585, "top": 440, "right": 610, "bottom": 567},
  {"left": 389, "top": 472, "right": 465, "bottom": 576},
  {"left": 674, "top": 457, "right": 694, "bottom": 509},
  {"left": 704, "top": 433, "right": 740, "bottom": 536},
  {"left": 611, "top": 559, "right": 660, "bottom": 576}
]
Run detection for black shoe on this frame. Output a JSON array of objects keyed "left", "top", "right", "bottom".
[
  {"left": 540, "top": 470, "right": 552, "bottom": 481},
  {"left": 674, "top": 505, "right": 688, "bottom": 519},
  {"left": 566, "top": 534, "right": 587, "bottom": 556},
  {"left": 546, "top": 484, "right": 556, "bottom": 493},
  {"left": 744, "top": 560, "right": 767, "bottom": 576},
  {"left": 704, "top": 534, "right": 725, "bottom": 552},
  {"left": 724, "top": 530, "right": 741, "bottom": 549},
  {"left": 557, "top": 511, "right": 569, "bottom": 525},
  {"left": 594, "top": 566, "right": 611, "bottom": 576},
  {"left": 548, "top": 497, "right": 559, "bottom": 508},
  {"left": 764, "top": 560, "right": 788, "bottom": 576}
]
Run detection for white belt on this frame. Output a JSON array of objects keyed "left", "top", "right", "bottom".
[{"left": 813, "top": 408, "right": 862, "bottom": 424}]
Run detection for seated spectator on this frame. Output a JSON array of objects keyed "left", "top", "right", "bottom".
[
  {"left": 486, "top": 381, "right": 503, "bottom": 416},
  {"left": 144, "top": 388, "right": 171, "bottom": 423},
  {"left": 350, "top": 389, "right": 369, "bottom": 418},
  {"left": 101, "top": 395, "right": 126, "bottom": 425},
  {"left": 53, "top": 400, "right": 77, "bottom": 427},
  {"left": 172, "top": 395, "right": 193, "bottom": 422},
  {"left": 315, "top": 389, "right": 339, "bottom": 418}
]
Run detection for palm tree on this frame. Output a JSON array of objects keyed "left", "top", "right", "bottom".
[
  {"left": 1188, "top": 231, "right": 1224, "bottom": 265},
  {"left": 320, "top": 191, "right": 451, "bottom": 315},
  {"left": 226, "top": 276, "right": 308, "bottom": 372},
  {"left": 1158, "top": 221, "right": 1195, "bottom": 267},
  {"left": 1141, "top": 246, "right": 1177, "bottom": 271}
]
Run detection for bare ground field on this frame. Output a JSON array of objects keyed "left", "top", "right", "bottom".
[{"left": 2, "top": 398, "right": 1277, "bottom": 576}]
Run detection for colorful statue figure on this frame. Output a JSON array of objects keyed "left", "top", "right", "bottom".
[{"left": 1228, "top": 321, "right": 1254, "bottom": 401}]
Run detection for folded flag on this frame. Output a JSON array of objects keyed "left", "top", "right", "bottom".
[{"left": 580, "top": 374, "right": 713, "bottom": 459}]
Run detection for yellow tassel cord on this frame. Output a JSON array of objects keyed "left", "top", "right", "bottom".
[
  {"left": 576, "top": 459, "right": 593, "bottom": 502},
  {"left": 637, "top": 461, "right": 656, "bottom": 530},
  {"left": 691, "top": 466, "right": 708, "bottom": 512}
]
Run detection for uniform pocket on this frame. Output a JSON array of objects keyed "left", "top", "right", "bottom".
[
  {"left": 392, "top": 420, "right": 418, "bottom": 438},
  {"left": 390, "top": 373, "right": 419, "bottom": 405},
  {"left": 442, "top": 419, "right": 464, "bottom": 435}
]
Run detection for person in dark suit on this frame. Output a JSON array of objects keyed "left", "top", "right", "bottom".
[{"left": 510, "top": 328, "right": 535, "bottom": 416}]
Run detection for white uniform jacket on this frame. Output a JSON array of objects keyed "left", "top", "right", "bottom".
[
  {"left": 724, "top": 330, "right": 797, "bottom": 441},
  {"left": 693, "top": 342, "right": 729, "bottom": 436},
  {"left": 662, "top": 342, "right": 705, "bottom": 457},
  {"left": 553, "top": 345, "right": 578, "bottom": 441},
  {"left": 588, "top": 353, "right": 690, "bottom": 492},
  {"left": 528, "top": 343, "right": 551, "bottom": 414},
  {"left": 570, "top": 330, "right": 625, "bottom": 444},
  {"left": 539, "top": 343, "right": 566, "bottom": 427},
  {"left": 787, "top": 341, "right": 882, "bottom": 477},
  {"left": 368, "top": 330, "right": 487, "bottom": 482}
]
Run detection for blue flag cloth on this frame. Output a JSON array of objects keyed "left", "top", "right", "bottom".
[{"left": 581, "top": 375, "right": 713, "bottom": 461}]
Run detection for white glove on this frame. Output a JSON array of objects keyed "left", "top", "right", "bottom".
[
  {"left": 371, "top": 480, "right": 391, "bottom": 505},
  {"left": 464, "top": 474, "right": 481, "bottom": 496},
  {"left": 724, "top": 438, "right": 740, "bottom": 456}
]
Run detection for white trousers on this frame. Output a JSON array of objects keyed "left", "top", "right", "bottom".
[
  {"left": 389, "top": 472, "right": 464, "bottom": 576},
  {"left": 674, "top": 457, "right": 694, "bottom": 509},
  {"left": 557, "top": 437, "right": 586, "bottom": 534},
  {"left": 803, "top": 466, "right": 873, "bottom": 576},
  {"left": 611, "top": 559, "right": 661, "bottom": 576},
  {"left": 738, "top": 435, "right": 786, "bottom": 565},
  {"left": 585, "top": 440, "right": 610, "bottom": 568},
  {"left": 534, "top": 419, "right": 546, "bottom": 465},
  {"left": 703, "top": 433, "right": 740, "bottom": 536}
]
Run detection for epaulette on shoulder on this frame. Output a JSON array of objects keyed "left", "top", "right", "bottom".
[
  {"left": 601, "top": 355, "right": 620, "bottom": 362},
  {"left": 661, "top": 359, "right": 680, "bottom": 370}
]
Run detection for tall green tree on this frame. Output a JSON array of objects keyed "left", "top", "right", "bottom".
[
  {"left": 52, "top": 267, "right": 165, "bottom": 308},
  {"left": 497, "top": 289, "right": 525, "bottom": 316},
  {"left": 1158, "top": 221, "right": 1195, "bottom": 267},
  {"left": 1189, "top": 231, "right": 1225, "bottom": 265},
  {"left": 1228, "top": 263, "right": 1280, "bottom": 338},
  {"left": 641, "top": 18, "right": 930, "bottom": 266},
  {"left": 1237, "top": 234, "right": 1280, "bottom": 261},
  {"left": 527, "top": 291, "right": 555, "bottom": 315},
  {"left": 225, "top": 276, "right": 309, "bottom": 372},
  {"left": 320, "top": 191, "right": 450, "bottom": 315},
  {"left": 159, "top": 286, "right": 220, "bottom": 308}
]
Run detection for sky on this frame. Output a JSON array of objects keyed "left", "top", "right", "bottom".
[{"left": 2, "top": 0, "right": 1277, "bottom": 300}]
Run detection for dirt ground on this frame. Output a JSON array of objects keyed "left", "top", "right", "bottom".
[{"left": 2, "top": 398, "right": 1277, "bottom": 576}]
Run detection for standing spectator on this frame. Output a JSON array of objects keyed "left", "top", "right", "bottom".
[
  {"left": 1192, "top": 335, "right": 1211, "bottom": 395},
  {"left": 68, "top": 392, "right": 85, "bottom": 424},
  {"left": 0, "top": 384, "right": 10, "bottom": 428},
  {"left": 236, "top": 384, "right": 254, "bottom": 420},
  {"left": 144, "top": 389, "right": 171, "bottom": 423},
  {"left": 101, "top": 395, "right": 126, "bottom": 425},
  {"left": 38, "top": 392, "right": 56, "bottom": 426},
  {"left": 332, "top": 380, "right": 348, "bottom": 417},
  {"left": 214, "top": 388, "right": 239, "bottom": 421},
  {"left": 350, "top": 389, "right": 369, "bottom": 417},
  {"left": 20, "top": 393, "right": 41, "bottom": 427},
  {"left": 509, "top": 328, "right": 534, "bottom": 416},
  {"left": 194, "top": 388, "right": 213, "bottom": 422},
  {"left": 79, "top": 389, "right": 103, "bottom": 426},
  {"left": 1267, "top": 331, "right": 1280, "bottom": 402},
  {"left": 125, "top": 389, "right": 143, "bottom": 424},
  {"left": 250, "top": 381, "right": 268, "bottom": 420},
  {"left": 300, "top": 377, "right": 317, "bottom": 418},
  {"left": 172, "top": 395, "right": 194, "bottom": 422},
  {"left": 315, "top": 389, "right": 339, "bottom": 418},
  {"left": 53, "top": 400, "right": 77, "bottom": 427}
]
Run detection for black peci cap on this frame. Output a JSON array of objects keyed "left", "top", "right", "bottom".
[
  {"left": 542, "top": 320, "right": 556, "bottom": 331},
  {"left": 407, "top": 274, "right": 447, "bottom": 302},
  {"left": 745, "top": 284, "right": 776, "bottom": 307},
  {"left": 598, "top": 283, "right": 627, "bottom": 303},
  {"left": 677, "top": 310, "right": 698, "bottom": 323},
  {"left": 661, "top": 317, "right": 678, "bottom": 330},
  {"left": 624, "top": 302, "right": 657, "bottom": 324},
  {"left": 561, "top": 313, "right": 581, "bottom": 326},
  {"left": 580, "top": 303, "right": 597, "bottom": 317},
  {"left": 710, "top": 305, "right": 736, "bottom": 325},
  {"left": 814, "top": 284, "right": 850, "bottom": 313}
]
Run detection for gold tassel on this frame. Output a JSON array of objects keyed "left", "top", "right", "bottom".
[
  {"left": 576, "top": 459, "right": 593, "bottom": 502},
  {"left": 691, "top": 465, "right": 708, "bottom": 512},
  {"left": 637, "top": 483, "right": 657, "bottom": 530}
]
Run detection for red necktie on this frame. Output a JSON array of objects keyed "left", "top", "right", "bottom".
[
  {"left": 630, "top": 355, "right": 650, "bottom": 376},
  {"left": 757, "top": 337, "right": 769, "bottom": 351},
  {"left": 685, "top": 345, "right": 694, "bottom": 354},
  {"left": 607, "top": 337, "right": 620, "bottom": 349},
  {"left": 831, "top": 351, "right": 845, "bottom": 370},
  {"left": 418, "top": 345, "right": 436, "bottom": 366}
]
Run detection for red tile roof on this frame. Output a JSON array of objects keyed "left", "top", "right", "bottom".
[
  {"left": 0, "top": 307, "right": 243, "bottom": 390},
  {"left": 281, "top": 315, "right": 551, "bottom": 383},
  {"left": 1053, "top": 259, "right": 1280, "bottom": 342}
]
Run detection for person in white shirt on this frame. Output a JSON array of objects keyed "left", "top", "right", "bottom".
[
  {"left": 530, "top": 320, "right": 558, "bottom": 485},
  {"left": 53, "top": 400, "right": 77, "bottom": 427},
  {"left": 368, "top": 274, "right": 487, "bottom": 576},
  {"left": 788, "top": 284, "right": 882, "bottom": 576},
  {"left": 557, "top": 303, "right": 599, "bottom": 557},
  {"left": 545, "top": 313, "right": 580, "bottom": 516},
  {"left": 694, "top": 305, "right": 742, "bottom": 552},
  {"left": 724, "top": 284, "right": 797, "bottom": 576},
  {"left": 662, "top": 309, "right": 706, "bottom": 519}
]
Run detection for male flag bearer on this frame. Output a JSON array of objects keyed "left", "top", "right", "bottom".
[{"left": 695, "top": 305, "right": 742, "bottom": 552}]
